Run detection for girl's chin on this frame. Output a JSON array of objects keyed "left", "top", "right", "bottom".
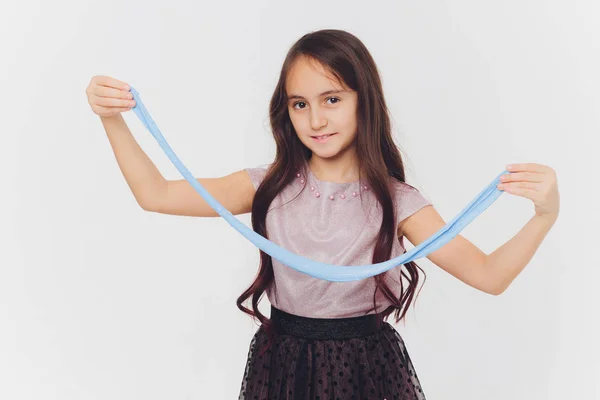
[{"left": 309, "top": 147, "right": 342, "bottom": 159}]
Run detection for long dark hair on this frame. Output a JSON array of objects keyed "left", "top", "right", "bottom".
[{"left": 236, "top": 29, "right": 426, "bottom": 353}]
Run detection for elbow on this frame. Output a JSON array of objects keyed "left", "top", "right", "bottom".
[
  {"left": 139, "top": 199, "right": 158, "bottom": 212},
  {"left": 483, "top": 259, "right": 509, "bottom": 296},
  {"left": 138, "top": 191, "right": 164, "bottom": 212},
  {"left": 487, "top": 282, "right": 508, "bottom": 296},
  {"left": 488, "top": 287, "right": 505, "bottom": 296}
]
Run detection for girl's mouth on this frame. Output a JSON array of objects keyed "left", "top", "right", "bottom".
[{"left": 311, "top": 133, "right": 337, "bottom": 143}]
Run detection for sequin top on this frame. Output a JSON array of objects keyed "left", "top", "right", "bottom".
[{"left": 244, "top": 161, "right": 432, "bottom": 318}]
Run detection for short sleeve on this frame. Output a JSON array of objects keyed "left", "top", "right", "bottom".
[
  {"left": 393, "top": 181, "right": 432, "bottom": 224},
  {"left": 244, "top": 164, "right": 270, "bottom": 190}
]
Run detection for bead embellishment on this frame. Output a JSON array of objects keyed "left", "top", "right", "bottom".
[{"left": 296, "top": 167, "right": 368, "bottom": 201}]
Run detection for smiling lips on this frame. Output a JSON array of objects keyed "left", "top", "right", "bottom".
[{"left": 311, "top": 133, "right": 337, "bottom": 142}]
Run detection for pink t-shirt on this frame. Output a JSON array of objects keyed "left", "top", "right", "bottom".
[{"left": 244, "top": 161, "right": 432, "bottom": 318}]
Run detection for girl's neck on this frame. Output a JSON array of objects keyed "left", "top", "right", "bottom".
[{"left": 307, "top": 155, "right": 360, "bottom": 184}]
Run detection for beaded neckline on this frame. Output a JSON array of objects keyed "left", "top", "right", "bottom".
[{"left": 296, "top": 162, "right": 369, "bottom": 201}]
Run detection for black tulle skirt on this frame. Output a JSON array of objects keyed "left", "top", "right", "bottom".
[{"left": 238, "top": 305, "right": 426, "bottom": 400}]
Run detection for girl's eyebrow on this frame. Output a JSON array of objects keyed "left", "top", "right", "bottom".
[{"left": 287, "top": 89, "right": 346, "bottom": 100}]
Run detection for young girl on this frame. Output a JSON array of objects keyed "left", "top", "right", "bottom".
[{"left": 86, "top": 29, "right": 559, "bottom": 400}]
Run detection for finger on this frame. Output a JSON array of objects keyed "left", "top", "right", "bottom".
[
  {"left": 507, "top": 163, "right": 547, "bottom": 173},
  {"left": 92, "top": 94, "right": 136, "bottom": 108},
  {"left": 500, "top": 172, "right": 545, "bottom": 183},
  {"left": 498, "top": 181, "right": 540, "bottom": 191},
  {"left": 94, "top": 85, "right": 133, "bottom": 100},
  {"left": 93, "top": 105, "right": 133, "bottom": 114},
  {"left": 499, "top": 185, "right": 539, "bottom": 199},
  {"left": 96, "top": 75, "right": 130, "bottom": 90}
]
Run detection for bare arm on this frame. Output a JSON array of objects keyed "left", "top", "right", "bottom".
[
  {"left": 90, "top": 76, "right": 256, "bottom": 217},
  {"left": 100, "top": 113, "right": 168, "bottom": 210},
  {"left": 152, "top": 170, "right": 256, "bottom": 217},
  {"left": 399, "top": 206, "right": 556, "bottom": 296},
  {"left": 399, "top": 162, "right": 559, "bottom": 295},
  {"left": 398, "top": 206, "right": 494, "bottom": 294},
  {"left": 480, "top": 213, "right": 556, "bottom": 294},
  {"left": 100, "top": 114, "right": 256, "bottom": 216}
]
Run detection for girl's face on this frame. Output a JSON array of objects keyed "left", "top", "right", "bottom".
[{"left": 286, "top": 56, "right": 358, "bottom": 160}]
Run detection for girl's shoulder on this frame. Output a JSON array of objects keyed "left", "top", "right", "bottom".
[
  {"left": 388, "top": 176, "right": 424, "bottom": 195},
  {"left": 244, "top": 163, "right": 272, "bottom": 190},
  {"left": 388, "top": 177, "right": 432, "bottom": 222}
]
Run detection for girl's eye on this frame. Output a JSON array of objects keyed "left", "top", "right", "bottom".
[
  {"left": 293, "top": 101, "right": 307, "bottom": 110},
  {"left": 292, "top": 97, "right": 340, "bottom": 110}
]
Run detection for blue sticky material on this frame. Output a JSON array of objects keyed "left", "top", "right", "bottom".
[{"left": 128, "top": 86, "right": 507, "bottom": 282}]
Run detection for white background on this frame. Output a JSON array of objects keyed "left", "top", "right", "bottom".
[{"left": 1, "top": 0, "right": 598, "bottom": 399}]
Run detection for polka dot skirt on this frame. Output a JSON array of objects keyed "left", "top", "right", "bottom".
[{"left": 238, "top": 322, "right": 426, "bottom": 399}]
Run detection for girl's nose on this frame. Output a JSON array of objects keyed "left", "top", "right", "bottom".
[{"left": 310, "top": 109, "right": 328, "bottom": 130}]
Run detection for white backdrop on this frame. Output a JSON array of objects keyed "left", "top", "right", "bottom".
[{"left": 1, "top": 0, "right": 598, "bottom": 399}]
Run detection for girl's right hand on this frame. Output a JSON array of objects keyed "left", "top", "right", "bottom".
[{"left": 86, "top": 75, "right": 136, "bottom": 118}]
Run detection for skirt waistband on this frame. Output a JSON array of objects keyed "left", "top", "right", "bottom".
[{"left": 270, "top": 305, "right": 384, "bottom": 340}]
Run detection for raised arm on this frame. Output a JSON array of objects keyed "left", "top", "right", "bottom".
[
  {"left": 100, "top": 115, "right": 255, "bottom": 217},
  {"left": 88, "top": 75, "right": 257, "bottom": 217}
]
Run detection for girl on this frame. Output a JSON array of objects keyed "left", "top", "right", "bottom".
[{"left": 86, "top": 29, "right": 559, "bottom": 400}]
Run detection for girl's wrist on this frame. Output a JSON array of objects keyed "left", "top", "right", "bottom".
[{"left": 534, "top": 211, "right": 558, "bottom": 226}]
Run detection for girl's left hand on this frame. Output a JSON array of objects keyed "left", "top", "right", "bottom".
[{"left": 497, "top": 163, "right": 560, "bottom": 221}]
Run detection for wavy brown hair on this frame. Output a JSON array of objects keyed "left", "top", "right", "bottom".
[{"left": 236, "top": 29, "right": 426, "bottom": 354}]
